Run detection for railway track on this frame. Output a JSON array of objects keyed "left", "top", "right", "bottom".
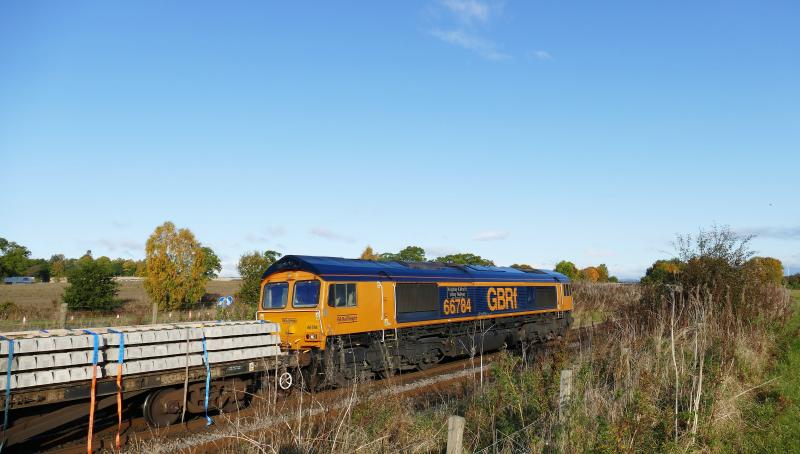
[{"left": 35, "top": 322, "right": 608, "bottom": 454}]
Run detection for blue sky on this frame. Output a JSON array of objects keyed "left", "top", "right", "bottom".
[{"left": 1, "top": 1, "right": 798, "bottom": 279}]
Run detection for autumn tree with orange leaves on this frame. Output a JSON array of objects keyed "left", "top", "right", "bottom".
[{"left": 144, "top": 221, "right": 209, "bottom": 310}]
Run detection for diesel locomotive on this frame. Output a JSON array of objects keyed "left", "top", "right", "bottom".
[{"left": 256, "top": 255, "right": 573, "bottom": 387}]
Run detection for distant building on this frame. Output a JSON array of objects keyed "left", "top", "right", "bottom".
[{"left": 3, "top": 276, "right": 36, "bottom": 285}]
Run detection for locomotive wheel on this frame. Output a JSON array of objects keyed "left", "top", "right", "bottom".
[
  {"left": 143, "top": 388, "right": 182, "bottom": 427},
  {"left": 416, "top": 348, "right": 443, "bottom": 371}
]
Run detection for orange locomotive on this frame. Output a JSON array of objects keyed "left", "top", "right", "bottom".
[{"left": 257, "top": 256, "right": 572, "bottom": 386}]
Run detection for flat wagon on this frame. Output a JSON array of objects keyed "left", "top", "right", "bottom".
[{"left": 0, "top": 321, "right": 296, "bottom": 452}]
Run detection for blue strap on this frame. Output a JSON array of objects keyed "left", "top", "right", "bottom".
[
  {"left": 82, "top": 330, "right": 100, "bottom": 367},
  {"left": 108, "top": 329, "right": 125, "bottom": 366},
  {"left": 201, "top": 333, "right": 213, "bottom": 425},
  {"left": 1, "top": 335, "right": 14, "bottom": 453}
]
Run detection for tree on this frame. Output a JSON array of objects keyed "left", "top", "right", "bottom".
[
  {"left": 579, "top": 267, "right": 600, "bottom": 282},
  {"left": 143, "top": 222, "right": 209, "bottom": 310},
  {"left": 435, "top": 253, "right": 494, "bottom": 266},
  {"left": 511, "top": 263, "right": 536, "bottom": 271},
  {"left": 640, "top": 259, "right": 684, "bottom": 285},
  {"left": 237, "top": 250, "right": 282, "bottom": 305},
  {"left": 62, "top": 259, "right": 120, "bottom": 311},
  {"left": 200, "top": 246, "right": 222, "bottom": 279},
  {"left": 676, "top": 224, "right": 754, "bottom": 267},
  {"left": 134, "top": 260, "right": 147, "bottom": 277},
  {"left": 359, "top": 246, "right": 379, "bottom": 261},
  {"left": 786, "top": 274, "right": 800, "bottom": 290},
  {"left": 554, "top": 261, "right": 579, "bottom": 280},
  {"left": 79, "top": 250, "right": 93, "bottom": 264},
  {"left": 25, "top": 259, "right": 50, "bottom": 282},
  {"left": 379, "top": 246, "right": 427, "bottom": 262},
  {"left": 675, "top": 225, "right": 754, "bottom": 294},
  {"left": 596, "top": 264, "right": 610, "bottom": 282},
  {"left": 95, "top": 256, "right": 113, "bottom": 273},
  {"left": 0, "top": 238, "right": 31, "bottom": 277},
  {"left": 121, "top": 259, "right": 137, "bottom": 276},
  {"left": 608, "top": 276, "right": 619, "bottom": 283},
  {"left": 49, "top": 254, "right": 67, "bottom": 279},
  {"left": 110, "top": 258, "right": 126, "bottom": 276},
  {"left": 744, "top": 257, "right": 783, "bottom": 286}
]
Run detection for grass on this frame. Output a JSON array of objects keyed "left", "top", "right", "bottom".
[
  {"left": 149, "top": 282, "right": 795, "bottom": 453},
  {"left": 0, "top": 279, "right": 242, "bottom": 331},
  {"left": 6, "top": 279, "right": 795, "bottom": 452},
  {"left": 726, "top": 289, "right": 800, "bottom": 452}
]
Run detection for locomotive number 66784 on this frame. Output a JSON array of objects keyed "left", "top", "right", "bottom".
[{"left": 257, "top": 255, "right": 572, "bottom": 387}]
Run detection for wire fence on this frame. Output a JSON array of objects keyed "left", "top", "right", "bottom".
[{"left": 0, "top": 304, "right": 258, "bottom": 332}]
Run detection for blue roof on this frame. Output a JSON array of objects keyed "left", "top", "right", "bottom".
[{"left": 262, "top": 255, "right": 568, "bottom": 283}]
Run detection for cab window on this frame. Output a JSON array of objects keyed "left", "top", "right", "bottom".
[
  {"left": 328, "top": 283, "right": 357, "bottom": 308},
  {"left": 262, "top": 282, "right": 288, "bottom": 309},
  {"left": 293, "top": 280, "right": 321, "bottom": 308}
]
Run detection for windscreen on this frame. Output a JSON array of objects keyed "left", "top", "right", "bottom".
[
  {"left": 262, "top": 282, "right": 289, "bottom": 309},
  {"left": 293, "top": 280, "right": 321, "bottom": 308}
]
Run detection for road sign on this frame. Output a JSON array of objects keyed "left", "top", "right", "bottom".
[{"left": 225, "top": 296, "right": 233, "bottom": 306}]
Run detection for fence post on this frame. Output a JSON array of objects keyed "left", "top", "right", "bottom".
[
  {"left": 559, "top": 368, "right": 573, "bottom": 421},
  {"left": 447, "top": 415, "right": 465, "bottom": 454},
  {"left": 58, "top": 303, "right": 68, "bottom": 329},
  {"left": 151, "top": 302, "right": 158, "bottom": 325}
]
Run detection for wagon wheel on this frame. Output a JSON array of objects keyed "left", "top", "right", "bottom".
[
  {"left": 143, "top": 388, "right": 182, "bottom": 427},
  {"left": 220, "top": 379, "right": 250, "bottom": 413}
]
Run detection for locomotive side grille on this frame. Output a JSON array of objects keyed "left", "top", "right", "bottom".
[
  {"left": 395, "top": 283, "right": 438, "bottom": 313},
  {"left": 534, "top": 286, "right": 558, "bottom": 309}
]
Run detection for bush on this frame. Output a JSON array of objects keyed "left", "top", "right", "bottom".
[
  {"left": 744, "top": 257, "right": 784, "bottom": 286},
  {"left": 641, "top": 258, "right": 684, "bottom": 285},
  {"left": 785, "top": 274, "right": 800, "bottom": 289},
  {"left": 62, "top": 260, "right": 120, "bottom": 311},
  {"left": 554, "top": 260, "right": 579, "bottom": 280},
  {"left": 0, "top": 301, "right": 20, "bottom": 318},
  {"left": 579, "top": 266, "right": 600, "bottom": 282},
  {"left": 639, "top": 226, "right": 785, "bottom": 327}
]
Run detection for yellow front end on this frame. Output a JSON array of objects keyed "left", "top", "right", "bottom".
[{"left": 256, "top": 270, "right": 325, "bottom": 350}]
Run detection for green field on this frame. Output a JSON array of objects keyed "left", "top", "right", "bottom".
[{"left": 749, "top": 289, "right": 800, "bottom": 451}]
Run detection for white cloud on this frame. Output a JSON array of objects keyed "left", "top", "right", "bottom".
[
  {"left": 441, "top": 0, "right": 490, "bottom": 23},
  {"left": 531, "top": 50, "right": 552, "bottom": 60},
  {"left": 244, "top": 226, "right": 286, "bottom": 244},
  {"left": 426, "top": 0, "right": 509, "bottom": 60},
  {"left": 310, "top": 227, "right": 355, "bottom": 243},
  {"left": 426, "top": 246, "right": 460, "bottom": 258},
  {"left": 739, "top": 226, "right": 800, "bottom": 240},
  {"left": 430, "top": 29, "right": 510, "bottom": 60},
  {"left": 473, "top": 230, "right": 509, "bottom": 241},
  {"left": 96, "top": 238, "right": 144, "bottom": 253}
]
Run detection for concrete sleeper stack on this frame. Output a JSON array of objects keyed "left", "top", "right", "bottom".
[{"left": 0, "top": 321, "right": 281, "bottom": 390}]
